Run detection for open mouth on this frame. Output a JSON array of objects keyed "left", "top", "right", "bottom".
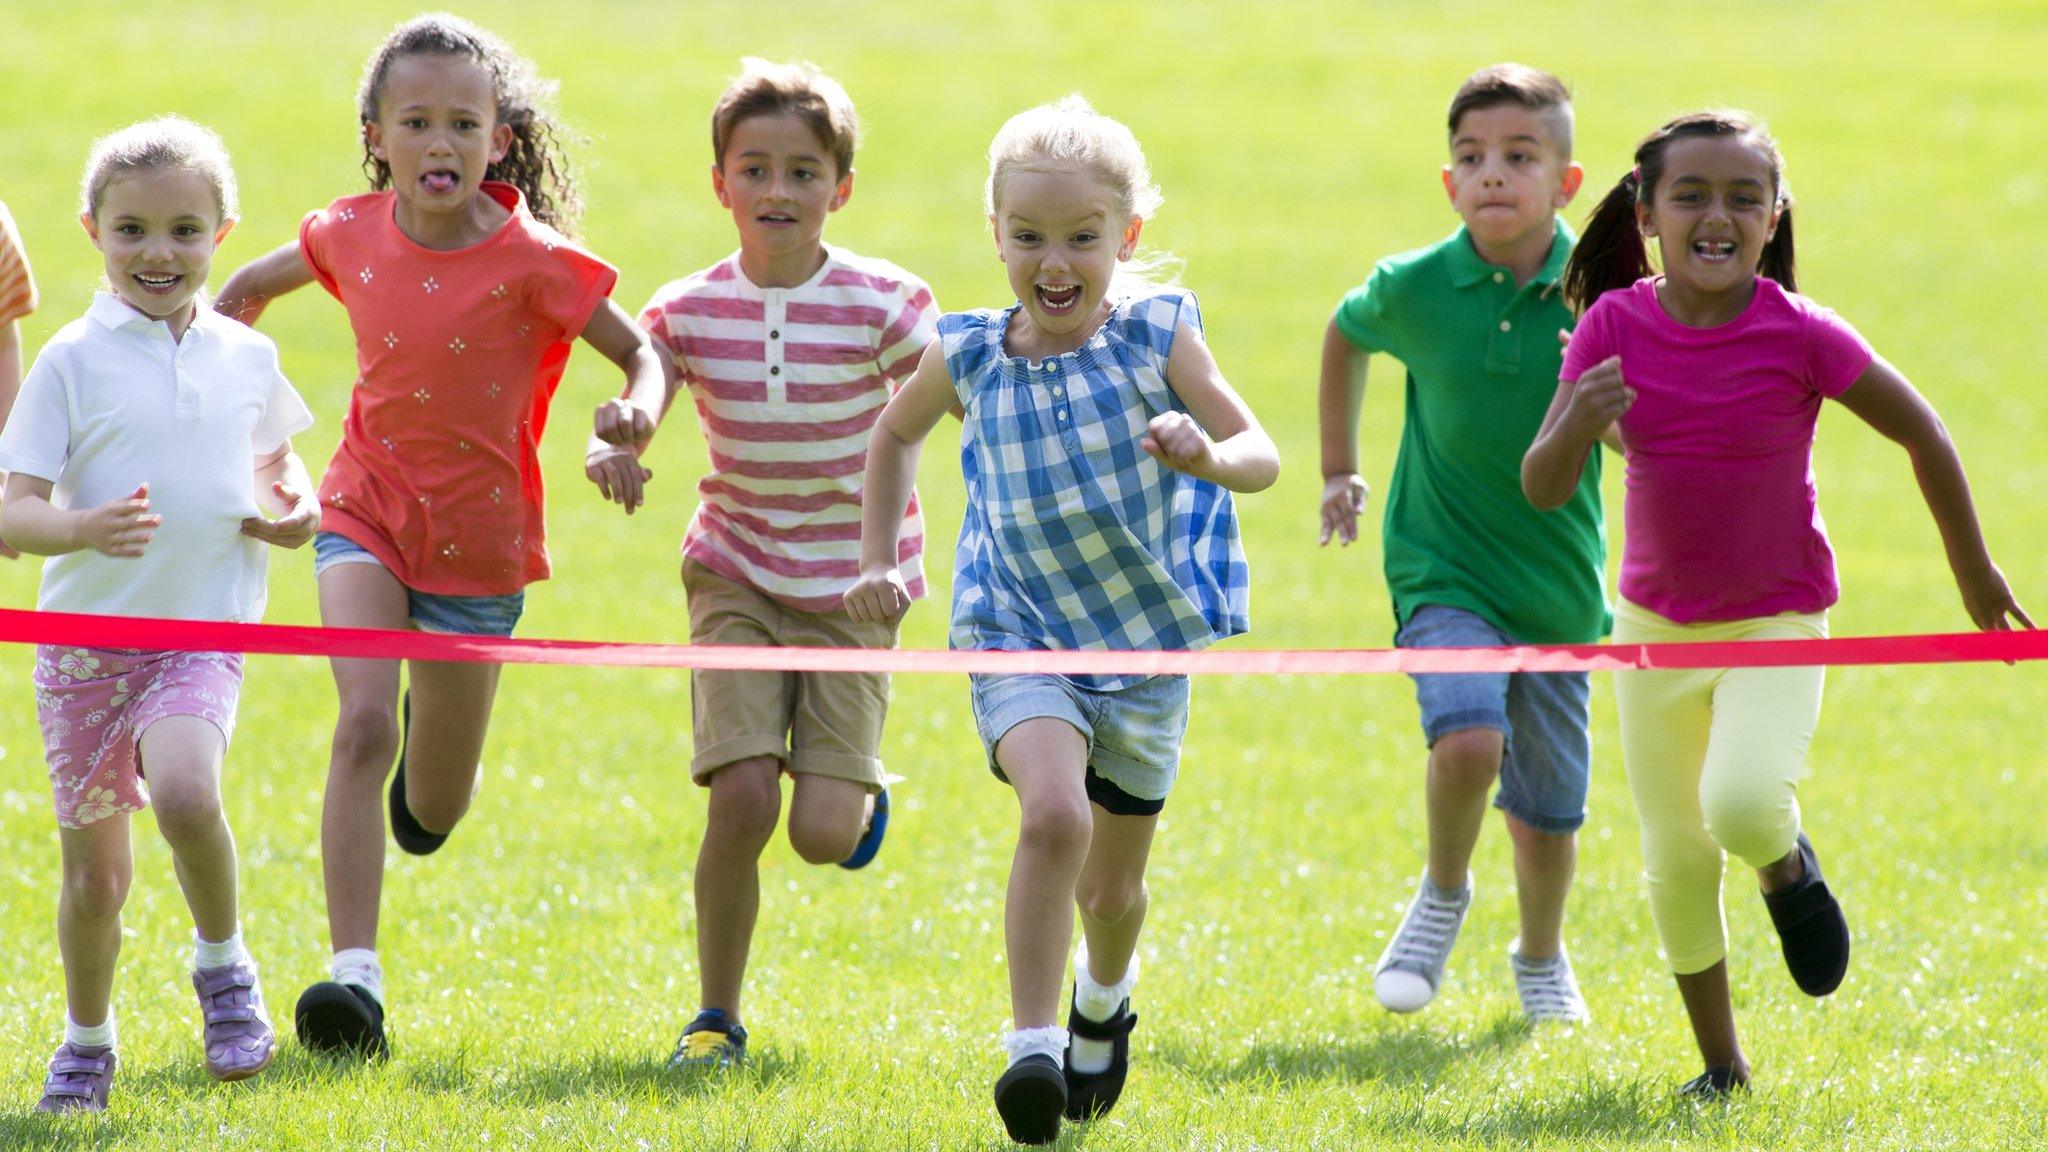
[
  {"left": 1691, "top": 239, "right": 1738, "bottom": 265},
  {"left": 421, "top": 169, "right": 460, "bottom": 195},
  {"left": 133, "top": 272, "right": 183, "bottom": 295},
  {"left": 1035, "top": 284, "right": 1082, "bottom": 315},
  {"left": 757, "top": 212, "right": 797, "bottom": 229}
]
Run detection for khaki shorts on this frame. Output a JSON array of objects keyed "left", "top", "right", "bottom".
[{"left": 683, "top": 559, "right": 898, "bottom": 789}]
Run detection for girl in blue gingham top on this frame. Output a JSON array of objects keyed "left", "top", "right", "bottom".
[{"left": 847, "top": 96, "right": 1278, "bottom": 1145}]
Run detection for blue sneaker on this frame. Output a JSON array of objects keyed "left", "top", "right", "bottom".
[
  {"left": 838, "top": 786, "right": 889, "bottom": 870},
  {"left": 669, "top": 1009, "right": 747, "bottom": 1068}
]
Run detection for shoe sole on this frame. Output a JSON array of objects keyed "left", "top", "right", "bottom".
[
  {"left": 295, "top": 984, "right": 389, "bottom": 1060},
  {"left": 207, "top": 1044, "right": 275, "bottom": 1082},
  {"left": 994, "top": 1062, "right": 1066, "bottom": 1145}
]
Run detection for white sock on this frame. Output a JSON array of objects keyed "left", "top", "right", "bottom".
[
  {"left": 1070, "top": 941, "right": 1138, "bottom": 1075},
  {"left": 1003, "top": 1025, "right": 1067, "bottom": 1068},
  {"left": 195, "top": 928, "right": 252, "bottom": 971},
  {"left": 331, "top": 948, "right": 385, "bottom": 1005},
  {"left": 66, "top": 1011, "right": 117, "bottom": 1050}
]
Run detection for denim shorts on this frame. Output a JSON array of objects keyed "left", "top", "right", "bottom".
[
  {"left": 312, "top": 531, "right": 525, "bottom": 637},
  {"left": 969, "top": 672, "right": 1191, "bottom": 816},
  {"left": 1396, "top": 603, "right": 1592, "bottom": 833}
]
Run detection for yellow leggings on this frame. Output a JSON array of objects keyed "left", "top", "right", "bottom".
[{"left": 1612, "top": 599, "right": 1828, "bottom": 975}]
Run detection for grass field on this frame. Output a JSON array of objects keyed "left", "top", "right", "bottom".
[{"left": 3, "top": 1, "right": 2047, "bottom": 1148}]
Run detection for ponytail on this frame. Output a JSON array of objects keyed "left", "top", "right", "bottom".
[
  {"left": 1563, "top": 171, "right": 1650, "bottom": 314},
  {"left": 1760, "top": 203, "right": 1797, "bottom": 293}
]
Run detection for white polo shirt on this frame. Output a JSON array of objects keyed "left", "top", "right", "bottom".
[{"left": 0, "top": 293, "right": 314, "bottom": 622}]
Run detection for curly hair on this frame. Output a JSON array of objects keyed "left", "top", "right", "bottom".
[{"left": 356, "top": 12, "right": 582, "bottom": 235}]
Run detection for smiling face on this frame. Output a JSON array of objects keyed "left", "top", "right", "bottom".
[
  {"left": 364, "top": 53, "right": 512, "bottom": 218},
  {"left": 82, "top": 166, "right": 231, "bottom": 337},
  {"left": 1442, "top": 103, "right": 1581, "bottom": 254},
  {"left": 992, "top": 166, "right": 1140, "bottom": 354},
  {"left": 1639, "top": 134, "right": 1783, "bottom": 299},
  {"left": 713, "top": 111, "right": 852, "bottom": 285}
]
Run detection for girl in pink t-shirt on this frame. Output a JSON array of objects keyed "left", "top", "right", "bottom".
[
  {"left": 214, "top": 14, "right": 668, "bottom": 1061},
  {"left": 1524, "top": 110, "right": 2028, "bottom": 1098}
]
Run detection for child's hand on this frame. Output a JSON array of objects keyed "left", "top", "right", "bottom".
[
  {"left": 1955, "top": 559, "right": 2032, "bottom": 631},
  {"left": 1319, "top": 473, "right": 1369, "bottom": 546},
  {"left": 1141, "top": 411, "right": 1215, "bottom": 476},
  {"left": 1563, "top": 356, "right": 1633, "bottom": 440},
  {"left": 845, "top": 566, "right": 910, "bottom": 623},
  {"left": 594, "top": 398, "right": 658, "bottom": 451},
  {"left": 82, "top": 483, "right": 160, "bottom": 558},
  {"left": 586, "top": 444, "right": 653, "bottom": 514},
  {"left": 241, "top": 482, "right": 320, "bottom": 549}
]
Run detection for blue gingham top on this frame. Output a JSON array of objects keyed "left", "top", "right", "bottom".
[{"left": 941, "top": 288, "right": 1250, "bottom": 690}]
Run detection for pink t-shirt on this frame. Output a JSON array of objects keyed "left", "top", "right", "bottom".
[
  {"left": 299, "top": 183, "right": 617, "bottom": 596},
  {"left": 1563, "top": 277, "right": 1874, "bottom": 623}
]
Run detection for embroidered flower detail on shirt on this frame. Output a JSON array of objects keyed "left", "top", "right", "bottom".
[
  {"left": 413, "top": 388, "right": 432, "bottom": 404},
  {"left": 457, "top": 440, "right": 471, "bottom": 452},
  {"left": 337, "top": 207, "right": 356, "bottom": 222},
  {"left": 449, "top": 337, "right": 467, "bottom": 354},
  {"left": 359, "top": 267, "right": 374, "bottom": 284},
  {"left": 441, "top": 543, "right": 461, "bottom": 559},
  {"left": 489, "top": 486, "right": 503, "bottom": 503},
  {"left": 384, "top": 332, "right": 399, "bottom": 349},
  {"left": 418, "top": 494, "right": 431, "bottom": 506},
  {"left": 491, "top": 283, "right": 509, "bottom": 299},
  {"left": 516, "top": 323, "right": 531, "bottom": 337},
  {"left": 380, "top": 436, "right": 397, "bottom": 452},
  {"left": 486, "top": 382, "right": 502, "bottom": 399},
  {"left": 512, "top": 534, "right": 523, "bottom": 549},
  {"left": 423, "top": 277, "right": 439, "bottom": 293}
]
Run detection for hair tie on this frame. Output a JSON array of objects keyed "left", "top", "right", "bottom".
[{"left": 1627, "top": 165, "right": 1642, "bottom": 186}]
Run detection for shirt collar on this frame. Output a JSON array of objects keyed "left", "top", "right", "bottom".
[
  {"left": 85, "top": 291, "right": 217, "bottom": 339},
  {"left": 1445, "top": 217, "right": 1576, "bottom": 289}
]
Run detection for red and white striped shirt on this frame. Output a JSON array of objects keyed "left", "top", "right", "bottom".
[
  {"left": 640, "top": 247, "right": 938, "bottom": 613},
  {"left": 0, "top": 201, "right": 38, "bottom": 327}
]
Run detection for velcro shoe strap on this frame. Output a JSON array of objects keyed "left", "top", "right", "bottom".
[{"left": 1067, "top": 1003, "right": 1137, "bottom": 1042}]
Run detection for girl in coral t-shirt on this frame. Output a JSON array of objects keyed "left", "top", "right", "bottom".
[{"left": 215, "top": 13, "right": 666, "bottom": 1061}]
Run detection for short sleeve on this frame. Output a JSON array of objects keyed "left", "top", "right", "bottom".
[
  {"left": 249, "top": 343, "right": 315, "bottom": 455},
  {"left": 0, "top": 202, "right": 38, "bottom": 325},
  {"left": 937, "top": 311, "right": 990, "bottom": 410},
  {"left": 298, "top": 206, "right": 344, "bottom": 300},
  {"left": 526, "top": 233, "right": 618, "bottom": 343},
  {"left": 0, "top": 346, "right": 73, "bottom": 482},
  {"left": 1801, "top": 301, "right": 1876, "bottom": 398},
  {"left": 1333, "top": 265, "right": 1395, "bottom": 356},
  {"left": 877, "top": 278, "right": 939, "bottom": 383},
  {"left": 1559, "top": 295, "right": 1619, "bottom": 383}
]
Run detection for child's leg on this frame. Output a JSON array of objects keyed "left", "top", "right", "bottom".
[
  {"left": 57, "top": 819, "right": 133, "bottom": 1034},
  {"left": 395, "top": 658, "right": 503, "bottom": 834},
  {"left": 139, "top": 715, "right": 235, "bottom": 943},
  {"left": 1425, "top": 728, "right": 1506, "bottom": 888},
  {"left": 785, "top": 775, "right": 869, "bottom": 865},
  {"left": 1497, "top": 669, "right": 1594, "bottom": 960},
  {"left": 1074, "top": 809, "right": 1158, "bottom": 989},
  {"left": 785, "top": 644, "right": 894, "bottom": 864},
  {"left": 1699, "top": 663, "right": 1825, "bottom": 884},
  {"left": 316, "top": 562, "right": 411, "bottom": 954},
  {"left": 695, "top": 755, "right": 783, "bottom": 1020},
  {"left": 998, "top": 718, "right": 1094, "bottom": 1031}
]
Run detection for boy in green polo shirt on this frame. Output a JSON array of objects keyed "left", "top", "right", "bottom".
[{"left": 1317, "top": 64, "right": 1607, "bottom": 1023}]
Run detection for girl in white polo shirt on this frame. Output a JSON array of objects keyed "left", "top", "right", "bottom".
[{"left": 0, "top": 118, "right": 317, "bottom": 1114}]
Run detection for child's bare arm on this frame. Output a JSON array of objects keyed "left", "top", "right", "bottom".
[
  {"left": 0, "top": 319, "right": 20, "bottom": 559},
  {"left": 1317, "top": 316, "right": 1370, "bottom": 545},
  {"left": 1835, "top": 356, "right": 2030, "bottom": 630},
  {"left": 214, "top": 241, "right": 316, "bottom": 326},
  {"left": 581, "top": 300, "right": 667, "bottom": 515},
  {"left": 1522, "top": 357, "right": 1631, "bottom": 510},
  {"left": 1153, "top": 320, "right": 1280, "bottom": 493},
  {"left": 242, "top": 442, "right": 320, "bottom": 549},
  {"left": 1, "top": 473, "right": 158, "bottom": 558},
  {"left": 846, "top": 342, "right": 955, "bottom": 623}
]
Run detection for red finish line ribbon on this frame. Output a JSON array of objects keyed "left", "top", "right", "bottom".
[{"left": 2, "top": 608, "right": 2042, "bottom": 675}]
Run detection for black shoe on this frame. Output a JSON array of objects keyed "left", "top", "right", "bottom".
[
  {"left": 1763, "top": 832, "right": 1850, "bottom": 996},
  {"left": 388, "top": 691, "right": 449, "bottom": 856},
  {"left": 295, "top": 981, "right": 389, "bottom": 1061},
  {"left": 1063, "top": 988, "right": 1137, "bottom": 1121},
  {"left": 993, "top": 1053, "right": 1066, "bottom": 1145},
  {"left": 1678, "top": 1064, "right": 1748, "bottom": 1099}
]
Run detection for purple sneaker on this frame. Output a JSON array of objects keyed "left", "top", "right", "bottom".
[
  {"left": 36, "top": 1041, "right": 116, "bottom": 1113},
  {"left": 193, "top": 962, "right": 276, "bottom": 1081}
]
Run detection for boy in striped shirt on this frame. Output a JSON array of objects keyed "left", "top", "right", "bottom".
[
  {"left": 0, "top": 199, "right": 39, "bottom": 560},
  {"left": 637, "top": 59, "right": 938, "bottom": 1069}
]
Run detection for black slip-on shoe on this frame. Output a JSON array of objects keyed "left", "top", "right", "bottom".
[
  {"left": 994, "top": 1052, "right": 1066, "bottom": 1145},
  {"left": 1763, "top": 831, "right": 1850, "bottom": 996},
  {"left": 388, "top": 691, "right": 450, "bottom": 856},
  {"left": 294, "top": 981, "right": 389, "bottom": 1061}
]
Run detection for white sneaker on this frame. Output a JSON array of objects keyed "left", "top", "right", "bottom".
[
  {"left": 1510, "top": 945, "right": 1590, "bottom": 1024},
  {"left": 1373, "top": 874, "right": 1470, "bottom": 1013}
]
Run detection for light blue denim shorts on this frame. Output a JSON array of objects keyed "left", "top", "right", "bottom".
[
  {"left": 969, "top": 672, "right": 1191, "bottom": 816},
  {"left": 312, "top": 531, "right": 525, "bottom": 638},
  {"left": 1395, "top": 603, "right": 1592, "bottom": 834}
]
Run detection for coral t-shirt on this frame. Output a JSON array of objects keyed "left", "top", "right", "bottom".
[
  {"left": 1563, "top": 277, "right": 1874, "bottom": 623},
  {"left": 299, "top": 182, "right": 617, "bottom": 595}
]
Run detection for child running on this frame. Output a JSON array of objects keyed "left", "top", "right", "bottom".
[
  {"left": 0, "top": 195, "right": 37, "bottom": 460},
  {"left": 638, "top": 59, "right": 938, "bottom": 1068},
  {"left": 0, "top": 117, "right": 318, "bottom": 1112},
  {"left": 214, "top": 13, "right": 665, "bottom": 1060},
  {"left": 1522, "top": 110, "right": 2029, "bottom": 1096},
  {"left": 1319, "top": 64, "right": 1605, "bottom": 1023},
  {"left": 847, "top": 96, "right": 1280, "bottom": 1145}
]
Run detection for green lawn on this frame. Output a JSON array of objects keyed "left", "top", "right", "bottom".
[{"left": 3, "top": 2, "right": 2046, "bottom": 1148}]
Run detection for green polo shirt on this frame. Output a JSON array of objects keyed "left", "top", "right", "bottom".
[{"left": 1334, "top": 219, "right": 1609, "bottom": 645}]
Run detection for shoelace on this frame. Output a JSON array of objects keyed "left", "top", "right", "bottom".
[
  {"left": 1516, "top": 966, "right": 1585, "bottom": 1018},
  {"left": 1387, "top": 893, "right": 1463, "bottom": 966}
]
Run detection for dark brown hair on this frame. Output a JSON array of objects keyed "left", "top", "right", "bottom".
[
  {"left": 356, "top": 13, "right": 582, "bottom": 235},
  {"left": 1564, "top": 110, "right": 1795, "bottom": 313},
  {"left": 711, "top": 58, "right": 859, "bottom": 178},
  {"left": 1447, "top": 64, "right": 1574, "bottom": 158}
]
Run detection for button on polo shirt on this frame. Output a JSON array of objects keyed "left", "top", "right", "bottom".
[{"left": 1331, "top": 220, "right": 1609, "bottom": 645}]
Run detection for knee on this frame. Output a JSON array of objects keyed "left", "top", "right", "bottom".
[
  {"left": 1430, "top": 728, "right": 1504, "bottom": 791},
  {"left": 405, "top": 779, "right": 472, "bottom": 835},
  {"left": 1018, "top": 794, "right": 1092, "bottom": 861},
  {"left": 1077, "top": 874, "right": 1146, "bottom": 928},
  {"left": 63, "top": 860, "right": 132, "bottom": 921},
  {"left": 331, "top": 704, "right": 401, "bottom": 775},
  {"left": 1699, "top": 781, "right": 1794, "bottom": 864},
  {"left": 149, "top": 774, "right": 225, "bottom": 842},
  {"left": 787, "top": 802, "right": 861, "bottom": 866},
  {"left": 707, "top": 766, "right": 782, "bottom": 851}
]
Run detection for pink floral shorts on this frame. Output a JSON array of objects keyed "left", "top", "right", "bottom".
[{"left": 34, "top": 646, "right": 243, "bottom": 829}]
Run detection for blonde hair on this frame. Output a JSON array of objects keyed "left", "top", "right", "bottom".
[
  {"left": 984, "top": 95, "right": 1177, "bottom": 292},
  {"left": 81, "top": 116, "right": 239, "bottom": 223},
  {"left": 712, "top": 58, "right": 860, "bottom": 177}
]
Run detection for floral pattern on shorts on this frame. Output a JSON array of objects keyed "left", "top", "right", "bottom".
[{"left": 34, "top": 646, "right": 243, "bottom": 829}]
